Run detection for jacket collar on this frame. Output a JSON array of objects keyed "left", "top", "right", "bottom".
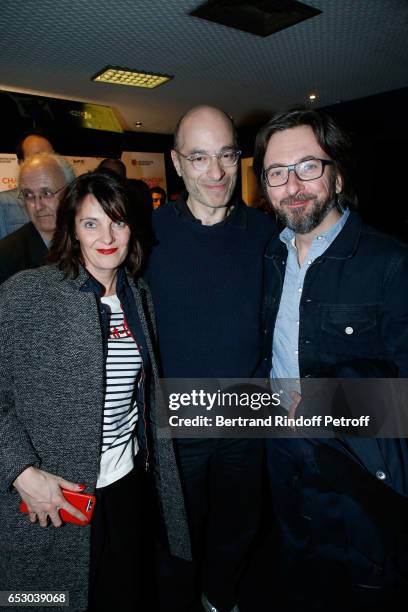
[
  {"left": 75, "top": 265, "right": 130, "bottom": 297},
  {"left": 266, "top": 209, "right": 362, "bottom": 261}
]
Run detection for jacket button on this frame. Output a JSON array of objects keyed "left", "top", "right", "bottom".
[
  {"left": 375, "top": 470, "right": 386, "bottom": 481},
  {"left": 345, "top": 326, "right": 354, "bottom": 335}
]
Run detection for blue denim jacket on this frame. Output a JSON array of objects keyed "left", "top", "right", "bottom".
[
  {"left": 262, "top": 212, "right": 408, "bottom": 589},
  {"left": 260, "top": 211, "right": 408, "bottom": 378}
]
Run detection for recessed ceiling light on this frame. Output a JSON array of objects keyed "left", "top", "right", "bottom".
[
  {"left": 190, "top": 0, "right": 321, "bottom": 37},
  {"left": 92, "top": 66, "right": 173, "bottom": 89}
]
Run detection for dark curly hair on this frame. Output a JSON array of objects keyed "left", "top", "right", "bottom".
[{"left": 49, "top": 170, "right": 143, "bottom": 278}]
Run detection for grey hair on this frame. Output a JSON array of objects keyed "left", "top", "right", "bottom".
[{"left": 19, "top": 152, "right": 76, "bottom": 187}]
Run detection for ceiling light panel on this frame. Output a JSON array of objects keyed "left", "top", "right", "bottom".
[{"left": 92, "top": 66, "right": 173, "bottom": 89}]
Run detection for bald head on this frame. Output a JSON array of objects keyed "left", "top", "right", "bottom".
[
  {"left": 174, "top": 105, "right": 237, "bottom": 151},
  {"left": 20, "top": 134, "right": 53, "bottom": 163},
  {"left": 20, "top": 155, "right": 64, "bottom": 182},
  {"left": 171, "top": 106, "right": 239, "bottom": 221},
  {"left": 98, "top": 158, "right": 127, "bottom": 179}
]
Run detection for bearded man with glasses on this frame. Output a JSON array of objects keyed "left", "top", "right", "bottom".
[
  {"left": 253, "top": 108, "right": 408, "bottom": 611},
  {"left": 146, "top": 105, "right": 276, "bottom": 612},
  {"left": 0, "top": 152, "right": 75, "bottom": 284}
]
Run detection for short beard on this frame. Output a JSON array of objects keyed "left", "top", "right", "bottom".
[{"left": 274, "top": 190, "right": 338, "bottom": 234}]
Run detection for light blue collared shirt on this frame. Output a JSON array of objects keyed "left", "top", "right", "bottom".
[{"left": 271, "top": 209, "right": 350, "bottom": 407}]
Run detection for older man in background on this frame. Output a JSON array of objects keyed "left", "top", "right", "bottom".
[
  {"left": 0, "top": 152, "right": 75, "bottom": 284},
  {"left": 0, "top": 130, "right": 54, "bottom": 239},
  {"left": 97, "top": 157, "right": 127, "bottom": 179}
]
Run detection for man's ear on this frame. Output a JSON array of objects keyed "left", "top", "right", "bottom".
[
  {"left": 335, "top": 172, "right": 343, "bottom": 194},
  {"left": 171, "top": 149, "right": 182, "bottom": 177}
]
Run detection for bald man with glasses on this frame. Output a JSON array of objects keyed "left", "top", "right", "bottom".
[
  {"left": 146, "top": 106, "right": 276, "bottom": 612},
  {"left": 0, "top": 152, "right": 75, "bottom": 284}
]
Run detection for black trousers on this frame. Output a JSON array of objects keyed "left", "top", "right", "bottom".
[
  {"left": 88, "top": 460, "right": 156, "bottom": 612},
  {"left": 158, "top": 438, "right": 263, "bottom": 612}
]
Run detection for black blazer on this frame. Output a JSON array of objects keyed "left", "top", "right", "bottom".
[{"left": 0, "top": 222, "right": 48, "bottom": 285}]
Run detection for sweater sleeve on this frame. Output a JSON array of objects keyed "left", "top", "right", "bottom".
[{"left": 0, "top": 281, "right": 40, "bottom": 492}]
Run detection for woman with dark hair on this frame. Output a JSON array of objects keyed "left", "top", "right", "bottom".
[{"left": 0, "top": 170, "right": 190, "bottom": 611}]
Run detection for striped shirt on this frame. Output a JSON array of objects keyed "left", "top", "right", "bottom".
[{"left": 96, "top": 294, "right": 142, "bottom": 488}]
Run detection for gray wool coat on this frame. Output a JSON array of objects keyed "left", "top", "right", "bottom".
[{"left": 0, "top": 264, "right": 191, "bottom": 611}]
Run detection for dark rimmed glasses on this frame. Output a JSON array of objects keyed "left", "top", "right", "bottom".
[{"left": 263, "top": 158, "right": 334, "bottom": 187}]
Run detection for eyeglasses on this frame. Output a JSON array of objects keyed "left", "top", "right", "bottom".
[
  {"left": 176, "top": 149, "right": 241, "bottom": 172},
  {"left": 263, "top": 158, "right": 334, "bottom": 187},
  {"left": 18, "top": 185, "right": 66, "bottom": 206}
]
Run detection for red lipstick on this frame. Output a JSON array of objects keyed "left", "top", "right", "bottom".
[{"left": 97, "top": 248, "right": 118, "bottom": 255}]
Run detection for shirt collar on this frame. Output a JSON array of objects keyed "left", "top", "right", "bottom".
[
  {"left": 173, "top": 196, "right": 247, "bottom": 229},
  {"left": 279, "top": 207, "right": 350, "bottom": 248}
]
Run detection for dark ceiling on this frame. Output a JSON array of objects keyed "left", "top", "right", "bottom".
[{"left": 0, "top": 0, "right": 407, "bottom": 133}]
